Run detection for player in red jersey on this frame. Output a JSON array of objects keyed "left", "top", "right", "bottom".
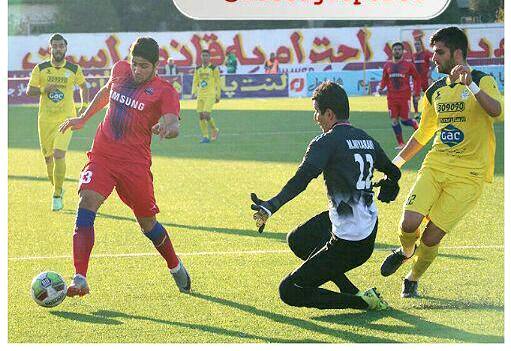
[
  {"left": 379, "top": 42, "right": 421, "bottom": 150},
  {"left": 412, "top": 38, "right": 433, "bottom": 119},
  {"left": 59, "top": 37, "right": 191, "bottom": 297}
]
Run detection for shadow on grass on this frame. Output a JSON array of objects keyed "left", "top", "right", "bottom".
[
  {"left": 189, "top": 291, "right": 396, "bottom": 343},
  {"left": 312, "top": 305, "right": 503, "bottom": 343},
  {"left": 8, "top": 175, "right": 78, "bottom": 183},
  {"left": 50, "top": 308, "right": 316, "bottom": 342},
  {"left": 59, "top": 210, "right": 287, "bottom": 243}
]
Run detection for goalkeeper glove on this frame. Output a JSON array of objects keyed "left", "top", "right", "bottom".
[
  {"left": 250, "top": 193, "right": 275, "bottom": 233},
  {"left": 373, "top": 178, "right": 400, "bottom": 203}
]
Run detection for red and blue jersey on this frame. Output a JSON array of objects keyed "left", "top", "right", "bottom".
[
  {"left": 380, "top": 59, "right": 421, "bottom": 100},
  {"left": 90, "top": 61, "right": 180, "bottom": 166},
  {"left": 413, "top": 50, "right": 433, "bottom": 84}
]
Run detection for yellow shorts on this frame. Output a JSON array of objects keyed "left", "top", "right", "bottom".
[
  {"left": 404, "top": 167, "right": 484, "bottom": 233},
  {"left": 38, "top": 116, "right": 73, "bottom": 157},
  {"left": 197, "top": 96, "right": 216, "bottom": 113}
]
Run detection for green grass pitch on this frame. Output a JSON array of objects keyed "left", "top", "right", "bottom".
[{"left": 8, "top": 96, "right": 504, "bottom": 343}]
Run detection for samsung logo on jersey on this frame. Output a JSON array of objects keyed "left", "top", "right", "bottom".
[
  {"left": 346, "top": 140, "right": 374, "bottom": 150},
  {"left": 110, "top": 90, "right": 145, "bottom": 110},
  {"left": 440, "top": 124, "right": 464, "bottom": 147},
  {"left": 389, "top": 73, "right": 405, "bottom": 78}
]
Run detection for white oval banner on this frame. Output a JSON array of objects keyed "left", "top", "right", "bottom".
[{"left": 174, "top": 0, "right": 452, "bottom": 20}]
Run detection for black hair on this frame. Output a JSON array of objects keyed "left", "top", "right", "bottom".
[
  {"left": 201, "top": 49, "right": 210, "bottom": 54},
  {"left": 49, "top": 33, "right": 67, "bottom": 45},
  {"left": 430, "top": 26, "right": 468, "bottom": 60},
  {"left": 131, "top": 37, "right": 160, "bottom": 65},
  {"left": 312, "top": 81, "right": 350, "bottom": 121},
  {"left": 391, "top": 42, "right": 404, "bottom": 49}
]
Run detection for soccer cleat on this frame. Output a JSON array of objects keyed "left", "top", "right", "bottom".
[
  {"left": 211, "top": 128, "right": 220, "bottom": 141},
  {"left": 380, "top": 247, "right": 413, "bottom": 277},
  {"left": 394, "top": 143, "right": 405, "bottom": 150},
  {"left": 51, "top": 189, "right": 65, "bottom": 211},
  {"left": 401, "top": 279, "right": 419, "bottom": 298},
  {"left": 171, "top": 261, "right": 191, "bottom": 293},
  {"left": 357, "top": 287, "right": 389, "bottom": 310},
  {"left": 200, "top": 137, "right": 210, "bottom": 144},
  {"left": 66, "top": 274, "right": 90, "bottom": 297}
]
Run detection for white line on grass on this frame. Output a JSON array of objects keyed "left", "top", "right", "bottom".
[{"left": 8, "top": 245, "right": 504, "bottom": 262}]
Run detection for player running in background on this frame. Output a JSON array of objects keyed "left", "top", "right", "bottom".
[
  {"left": 59, "top": 37, "right": 191, "bottom": 297},
  {"left": 412, "top": 37, "right": 433, "bottom": 120},
  {"left": 192, "top": 49, "right": 221, "bottom": 143},
  {"left": 251, "top": 81, "right": 401, "bottom": 311},
  {"left": 26, "top": 33, "right": 89, "bottom": 211},
  {"left": 380, "top": 27, "right": 503, "bottom": 298},
  {"left": 379, "top": 42, "right": 421, "bottom": 150}
]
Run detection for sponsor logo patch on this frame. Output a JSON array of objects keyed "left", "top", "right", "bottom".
[
  {"left": 48, "top": 89, "right": 64, "bottom": 103},
  {"left": 436, "top": 101, "right": 465, "bottom": 113},
  {"left": 440, "top": 124, "right": 464, "bottom": 147}
]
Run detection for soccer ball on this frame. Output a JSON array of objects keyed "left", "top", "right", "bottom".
[{"left": 30, "top": 271, "right": 67, "bottom": 308}]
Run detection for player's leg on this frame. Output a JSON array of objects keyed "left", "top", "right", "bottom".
[
  {"left": 279, "top": 223, "right": 386, "bottom": 310},
  {"left": 381, "top": 168, "right": 441, "bottom": 277},
  {"left": 403, "top": 174, "right": 484, "bottom": 297},
  {"left": 197, "top": 98, "right": 210, "bottom": 143},
  {"left": 286, "top": 211, "right": 358, "bottom": 293},
  {"left": 399, "top": 99, "right": 419, "bottom": 130},
  {"left": 137, "top": 216, "right": 191, "bottom": 293},
  {"left": 116, "top": 165, "right": 191, "bottom": 293},
  {"left": 286, "top": 211, "right": 331, "bottom": 261},
  {"left": 38, "top": 118, "right": 55, "bottom": 187},
  {"left": 67, "top": 161, "right": 115, "bottom": 297},
  {"left": 413, "top": 94, "right": 420, "bottom": 116},
  {"left": 388, "top": 100, "right": 404, "bottom": 149},
  {"left": 204, "top": 97, "right": 219, "bottom": 141},
  {"left": 49, "top": 120, "right": 72, "bottom": 210}
]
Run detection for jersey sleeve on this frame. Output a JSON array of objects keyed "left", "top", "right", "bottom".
[
  {"left": 28, "top": 65, "right": 40, "bottom": 88},
  {"left": 74, "top": 65, "right": 86, "bottom": 86},
  {"left": 409, "top": 62, "right": 421, "bottom": 96},
  {"left": 479, "top": 75, "right": 504, "bottom": 121},
  {"left": 160, "top": 85, "right": 181, "bottom": 116},
  {"left": 379, "top": 65, "right": 389, "bottom": 90},
  {"left": 412, "top": 95, "right": 438, "bottom": 145},
  {"left": 301, "top": 134, "right": 333, "bottom": 172}
]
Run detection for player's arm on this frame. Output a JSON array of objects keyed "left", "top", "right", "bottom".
[
  {"left": 75, "top": 67, "right": 90, "bottom": 115},
  {"left": 378, "top": 66, "right": 389, "bottom": 93},
  {"left": 214, "top": 67, "right": 221, "bottom": 102},
  {"left": 152, "top": 113, "right": 180, "bottom": 140},
  {"left": 251, "top": 137, "right": 328, "bottom": 233},
  {"left": 410, "top": 63, "right": 421, "bottom": 97},
  {"left": 59, "top": 84, "right": 110, "bottom": 133},
  {"left": 393, "top": 95, "right": 436, "bottom": 168},
  {"left": 451, "top": 65, "right": 502, "bottom": 118},
  {"left": 373, "top": 141, "right": 402, "bottom": 203},
  {"left": 191, "top": 69, "right": 198, "bottom": 98},
  {"left": 26, "top": 66, "right": 42, "bottom": 96}
]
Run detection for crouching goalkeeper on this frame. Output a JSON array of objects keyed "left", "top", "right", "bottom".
[{"left": 251, "top": 81, "right": 401, "bottom": 311}]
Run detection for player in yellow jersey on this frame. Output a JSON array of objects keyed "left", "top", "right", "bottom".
[
  {"left": 191, "top": 49, "right": 221, "bottom": 143},
  {"left": 379, "top": 26, "right": 503, "bottom": 298},
  {"left": 26, "top": 33, "right": 89, "bottom": 211}
]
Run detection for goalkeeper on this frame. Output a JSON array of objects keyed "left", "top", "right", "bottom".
[{"left": 250, "top": 81, "right": 401, "bottom": 311}]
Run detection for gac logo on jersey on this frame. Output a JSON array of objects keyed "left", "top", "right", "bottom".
[
  {"left": 48, "top": 89, "right": 64, "bottom": 103},
  {"left": 436, "top": 101, "right": 465, "bottom": 113},
  {"left": 440, "top": 124, "right": 464, "bottom": 147},
  {"left": 200, "top": 80, "right": 208, "bottom": 88}
]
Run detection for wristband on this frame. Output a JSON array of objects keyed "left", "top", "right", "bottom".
[
  {"left": 392, "top": 155, "right": 406, "bottom": 169},
  {"left": 468, "top": 82, "right": 481, "bottom": 95}
]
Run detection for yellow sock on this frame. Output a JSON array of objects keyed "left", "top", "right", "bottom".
[
  {"left": 199, "top": 120, "right": 209, "bottom": 138},
  {"left": 53, "top": 158, "right": 66, "bottom": 197},
  {"left": 208, "top": 117, "right": 218, "bottom": 131},
  {"left": 411, "top": 240, "right": 439, "bottom": 280},
  {"left": 399, "top": 228, "right": 420, "bottom": 257},
  {"left": 46, "top": 160, "right": 54, "bottom": 185}
]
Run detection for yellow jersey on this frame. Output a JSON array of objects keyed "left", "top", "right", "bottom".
[
  {"left": 28, "top": 60, "right": 86, "bottom": 120},
  {"left": 191, "top": 64, "right": 221, "bottom": 99},
  {"left": 414, "top": 69, "right": 504, "bottom": 183}
]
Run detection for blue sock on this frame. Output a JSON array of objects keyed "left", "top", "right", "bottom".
[
  {"left": 75, "top": 208, "right": 96, "bottom": 228},
  {"left": 392, "top": 122, "right": 402, "bottom": 135},
  {"left": 401, "top": 119, "right": 417, "bottom": 128},
  {"left": 144, "top": 222, "right": 165, "bottom": 246}
]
